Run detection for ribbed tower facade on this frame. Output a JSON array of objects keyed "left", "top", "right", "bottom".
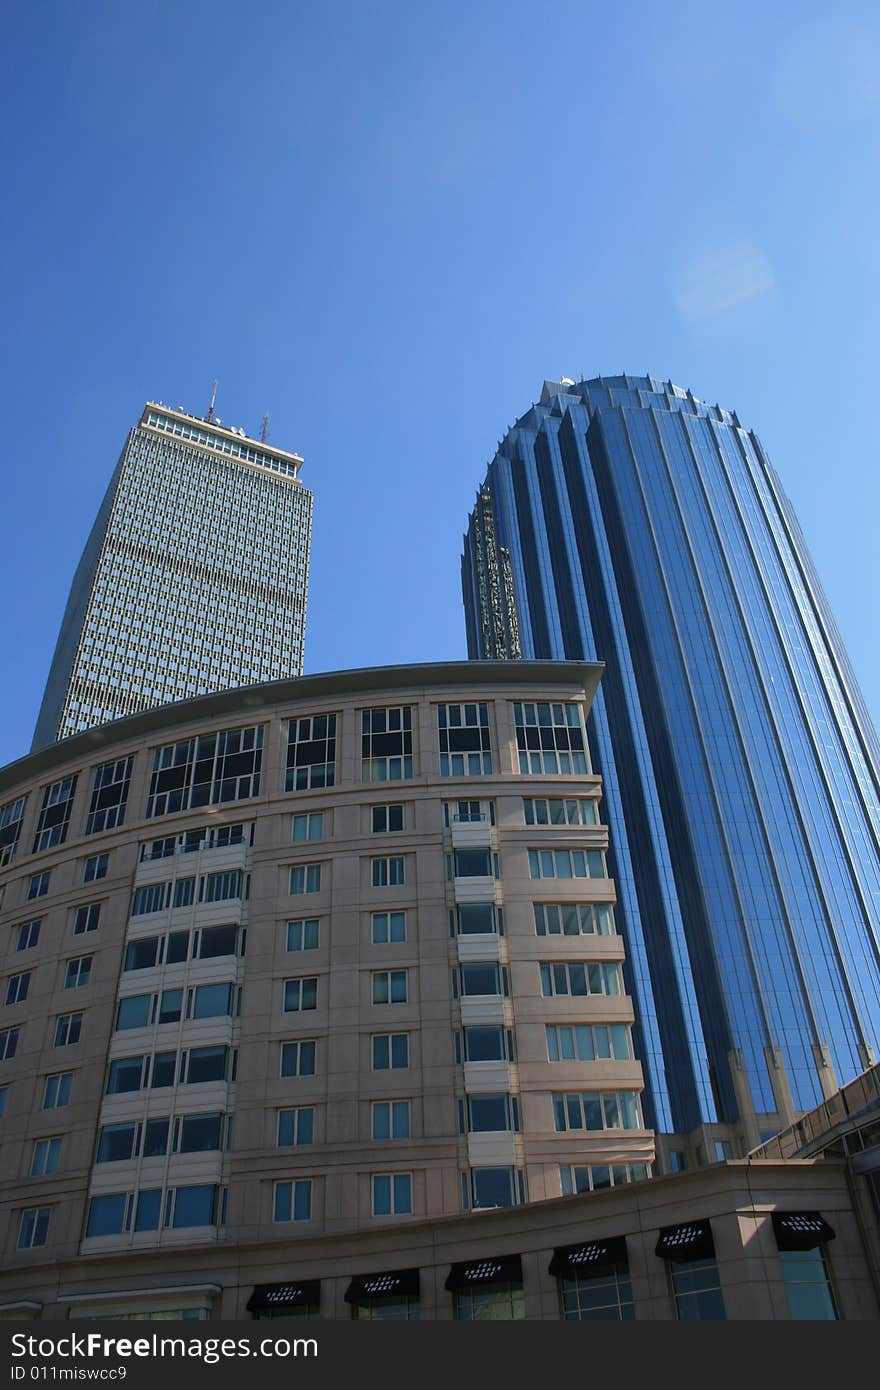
[
  {"left": 462, "top": 375, "right": 880, "bottom": 1158},
  {"left": 32, "top": 403, "right": 312, "bottom": 751}
]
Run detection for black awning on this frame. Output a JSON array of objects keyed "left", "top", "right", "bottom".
[
  {"left": 549, "top": 1235, "right": 629, "bottom": 1278},
  {"left": 344, "top": 1268, "right": 420, "bottom": 1303},
  {"left": 655, "top": 1219, "right": 715, "bottom": 1263},
  {"left": 246, "top": 1280, "right": 320, "bottom": 1313},
  {"left": 772, "top": 1211, "right": 836, "bottom": 1252},
  {"left": 444, "top": 1254, "right": 523, "bottom": 1292}
]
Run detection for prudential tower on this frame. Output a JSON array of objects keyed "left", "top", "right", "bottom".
[{"left": 462, "top": 374, "right": 880, "bottom": 1165}]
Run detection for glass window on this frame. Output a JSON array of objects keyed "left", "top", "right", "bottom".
[
  {"left": 190, "top": 983, "right": 234, "bottom": 1019},
  {"left": 287, "top": 918, "right": 320, "bottom": 951},
  {"left": 97, "top": 1123, "right": 139, "bottom": 1163},
  {"left": 185, "top": 1046, "right": 228, "bottom": 1083},
  {"left": 197, "top": 925, "right": 238, "bottom": 958},
  {"left": 372, "top": 857, "right": 404, "bottom": 887},
  {"left": 33, "top": 777, "right": 77, "bottom": 853},
  {"left": 292, "top": 812, "right": 324, "bottom": 842},
  {"left": 533, "top": 902, "right": 615, "bottom": 936},
  {"left": 560, "top": 1265, "right": 634, "bottom": 1320},
  {"left": 107, "top": 1056, "right": 146, "bottom": 1094},
  {"left": 470, "top": 1167, "right": 519, "bottom": 1209},
  {"left": 43, "top": 1073, "right": 72, "bottom": 1108},
  {"left": 0, "top": 796, "right": 27, "bottom": 863},
  {"left": 147, "top": 727, "right": 262, "bottom": 817},
  {"left": 18, "top": 1207, "right": 51, "bottom": 1249},
  {"left": 274, "top": 1180, "right": 312, "bottom": 1222},
  {"left": 73, "top": 903, "right": 101, "bottom": 934},
  {"left": 86, "top": 1194, "right": 129, "bottom": 1238},
  {"left": 290, "top": 864, "right": 322, "bottom": 895},
  {"left": 371, "top": 970, "right": 407, "bottom": 1005},
  {"left": 467, "top": 1094, "right": 516, "bottom": 1133},
  {"left": 372, "top": 1173, "right": 412, "bottom": 1216},
  {"left": 83, "top": 854, "right": 109, "bottom": 883},
  {"left": 131, "top": 884, "right": 167, "bottom": 916},
  {"left": 116, "top": 995, "right": 152, "bottom": 1031},
  {"left": 371, "top": 911, "right": 406, "bottom": 944},
  {"left": 135, "top": 1189, "right": 162, "bottom": 1231},
  {"left": 372, "top": 1100, "right": 410, "bottom": 1140},
  {"left": 361, "top": 707, "right": 413, "bottom": 782},
  {"left": 453, "top": 848, "right": 492, "bottom": 878},
  {"left": 438, "top": 703, "right": 492, "bottom": 777},
  {"left": 523, "top": 797, "right": 599, "bottom": 826},
  {"left": 284, "top": 977, "right": 318, "bottom": 1012},
  {"left": 178, "top": 1113, "right": 224, "bottom": 1153},
  {"left": 454, "top": 1283, "right": 523, "bottom": 1320},
  {"left": 151, "top": 1052, "right": 177, "bottom": 1088},
  {"left": 560, "top": 1163, "right": 650, "bottom": 1195},
  {"left": 5, "top": 972, "right": 31, "bottom": 1005},
  {"left": 16, "top": 920, "right": 41, "bottom": 951},
  {"left": 54, "top": 1013, "right": 82, "bottom": 1047},
  {"left": 779, "top": 1249, "right": 838, "bottom": 1320},
  {"left": 86, "top": 759, "right": 133, "bottom": 835},
  {"left": 143, "top": 1118, "right": 170, "bottom": 1157},
  {"left": 173, "top": 877, "right": 196, "bottom": 908},
  {"left": 462, "top": 1025, "right": 510, "bottom": 1062},
  {"left": 460, "top": 962, "right": 503, "bottom": 996},
  {"left": 541, "top": 963, "right": 622, "bottom": 999},
  {"left": 158, "top": 989, "right": 183, "bottom": 1024},
  {"left": 27, "top": 872, "right": 51, "bottom": 899},
  {"left": 455, "top": 904, "right": 498, "bottom": 935},
  {"left": 171, "top": 1184, "right": 218, "bottom": 1228},
  {"left": 551, "top": 1090, "right": 642, "bottom": 1132},
  {"left": 277, "top": 1107, "right": 314, "bottom": 1146},
  {"left": 372, "top": 1033, "right": 408, "bottom": 1070},
  {"left": 30, "top": 1136, "right": 62, "bottom": 1176},
  {"left": 0, "top": 1027, "right": 19, "bottom": 1060},
  {"left": 371, "top": 804, "right": 404, "bottom": 833},
  {"left": 280, "top": 1040, "right": 316, "bottom": 1077},
  {"left": 286, "top": 715, "right": 336, "bottom": 791},
  {"left": 670, "top": 1260, "right": 725, "bottom": 1320},
  {"left": 201, "top": 869, "right": 245, "bottom": 903},
  {"left": 528, "top": 848, "right": 606, "bottom": 879},
  {"left": 513, "top": 702, "right": 587, "bottom": 775}
]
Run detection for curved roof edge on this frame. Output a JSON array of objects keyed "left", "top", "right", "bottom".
[{"left": 7, "top": 660, "right": 604, "bottom": 794}]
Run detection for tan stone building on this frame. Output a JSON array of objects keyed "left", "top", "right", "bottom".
[{"left": 1, "top": 660, "right": 666, "bottom": 1317}]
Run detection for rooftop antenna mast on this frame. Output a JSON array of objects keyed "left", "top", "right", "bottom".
[
  {"left": 260, "top": 414, "right": 269, "bottom": 443},
  {"left": 206, "top": 380, "right": 218, "bottom": 422}
]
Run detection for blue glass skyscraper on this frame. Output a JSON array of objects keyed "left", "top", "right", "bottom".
[{"left": 462, "top": 375, "right": 880, "bottom": 1159}]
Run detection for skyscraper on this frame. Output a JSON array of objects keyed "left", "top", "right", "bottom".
[
  {"left": 32, "top": 402, "right": 312, "bottom": 750},
  {"left": 462, "top": 375, "right": 880, "bottom": 1161}
]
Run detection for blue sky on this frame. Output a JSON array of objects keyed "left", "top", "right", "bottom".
[{"left": 2, "top": 1, "right": 879, "bottom": 768}]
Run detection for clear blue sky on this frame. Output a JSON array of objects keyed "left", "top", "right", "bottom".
[{"left": 2, "top": 1, "right": 879, "bottom": 769}]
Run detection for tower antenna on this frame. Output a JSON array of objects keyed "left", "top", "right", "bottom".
[
  {"left": 206, "top": 380, "right": 218, "bottom": 422},
  {"left": 260, "top": 414, "right": 269, "bottom": 443}
]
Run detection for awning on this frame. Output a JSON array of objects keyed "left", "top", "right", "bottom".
[
  {"left": 344, "top": 1268, "right": 420, "bottom": 1303},
  {"left": 654, "top": 1219, "right": 715, "bottom": 1263},
  {"left": 549, "top": 1235, "right": 629, "bottom": 1278},
  {"left": 246, "top": 1280, "right": 320, "bottom": 1313},
  {"left": 771, "top": 1211, "right": 836, "bottom": 1252},
  {"left": 444, "top": 1255, "right": 522, "bottom": 1292}
]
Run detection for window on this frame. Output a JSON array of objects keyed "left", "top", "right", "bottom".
[
  {"left": 540, "top": 963, "right": 622, "bottom": 998},
  {"left": 86, "top": 758, "right": 133, "bottom": 835},
  {"left": 463, "top": 1094, "right": 518, "bottom": 1133},
  {"left": 54, "top": 1013, "right": 82, "bottom": 1047},
  {"left": 196, "top": 925, "right": 241, "bottom": 959},
  {"left": 107, "top": 1056, "right": 148, "bottom": 1094},
  {"left": 372, "top": 1101, "right": 410, "bottom": 1140},
  {"left": 461, "top": 1025, "right": 514, "bottom": 1063},
  {"left": 560, "top": 1162, "right": 650, "bottom": 1195},
  {"left": 444, "top": 799, "right": 493, "bottom": 826},
  {"left": 16, "top": 921, "right": 41, "bottom": 951},
  {"left": 274, "top": 1180, "right": 312, "bottom": 1222},
  {"left": 27, "top": 872, "right": 51, "bottom": 900},
  {"left": 146, "top": 726, "right": 263, "bottom": 817},
  {"left": 18, "top": 1207, "right": 50, "bottom": 1249},
  {"left": 5, "top": 972, "right": 31, "bottom": 1006},
  {"left": 280, "top": 1040, "right": 316, "bottom": 1077},
  {"left": 290, "top": 864, "right": 322, "bottom": 895},
  {"left": 552, "top": 1091, "right": 642, "bottom": 1132},
  {"left": 523, "top": 797, "right": 599, "bottom": 826},
  {"left": 286, "top": 714, "right": 336, "bottom": 791},
  {"left": 123, "top": 936, "right": 162, "bottom": 971},
  {"left": 372, "top": 970, "right": 407, "bottom": 1005},
  {"left": 372, "top": 1033, "right": 408, "bottom": 1069},
  {"left": 371, "top": 912, "right": 406, "bottom": 944},
  {"left": 83, "top": 853, "right": 109, "bottom": 882},
  {"left": 468, "top": 1167, "right": 522, "bottom": 1210},
  {"left": 372, "top": 857, "right": 404, "bottom": 887},
  {"left": 372, "top": 1173, "right": 412, "bottom": 1216},
  {"left": 546, "top": 1022, "right": 631, "bottom": 1061},
  {"left": 30, "top": 1137, "right": 62, "bottom": 1176},
  {"left": 201, "top": 869, "right": 246, "bottom": 903},
  {"left": 86, "top": 1192, "right": 131, "bottom": 1237},
  {"left": 0, "top": 1086, "right": 6, "bottom": 1117},
  {"left": 450, "top": 847, "right": 494, "bottom": 878},
  {"left": 528, "top": 848, "right": 606, "bottom": 879},
  {"left": 184, "top": 1046, "right": 230, "bottom": 1084},
  {"left": 43, "top": 1073, "right": 72, "bottom": 1108},
  {"left": 284, "top": 977, "right": 318, "bottom": 1012},
  {"left": 74, "top": 903, "right": 102, "bottom": 933},
  {"left": 555, "top": 1242, "right": 634, "bottom": 1321},
  {"left": 173, "top": 877, "right": 196, "bottom": 908},
  {"left": 189, "top": 983, "right": 235, "bottom": 1020},
  {"left": 454, "top": 1284, "right": 523, "bottom": 1320},
  {"left": 452, "top": 904, "right": 500, "bottom": 935},
  {"left": 116, "top": 995, "right": 153, "bottom": 1030},
  {"left": 361, "top": 706, "right": 413, "bottom": 782},
  {"left": 779, "top": 1249, "right": 837, "bottom": 1320},
  {"left": 438, "top": 703, "right": 492, "bottom": 776},
  {"left": 33, "top": 777, "right": 77, "bottom": 853},
  {"left": 169, "top": 1184, "right": 222, "bottom": 1228},
  {"left": 533, "top": 902, "right": 615, "bottom": 936},
  {"left": 64, "top": 956, "right": 92, "bottom": 989},
  {"left": 513, "top": 702, "right": 587, "bottom": 775},
  {"left": 178, "top": 1113, "right": 224, "bottom": 1153},
  {"left": 0, "top": 796, "right": 27, "bottom": 863},
  {"left": 460, "top": 962, "right": 506, "bottom": 996},
  {"left": 143, "top": 1119, "right": 170, "bottom": 1156},
  {"left": 97, "top": 1122, "right": 139, "bottom": 1163},
  {"left": 371, "top": 804, "right": 403, "bottom": 833},
  {"left": 287, "top": 919, "right": 319, "bottom": 951},
  {"left": 0, "top": 1027, "right": 19, "bottom": 1060},
  {"left": 277, "top": 1107, "right": 314, "bottom": 1146},
  {"left": 292, "top": 812, "right": 324, "bottom": 842},
  {"left": 670, "top": 1260, "right": 725, "bottom": 1320}
]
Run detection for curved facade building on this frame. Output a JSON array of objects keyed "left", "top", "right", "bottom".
[
  {"left": 462, "top": 376, "right": 880, "bottom": 1154},
  {"left": 0, "top": 662, "right": 658, "bottom": 1316}
]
